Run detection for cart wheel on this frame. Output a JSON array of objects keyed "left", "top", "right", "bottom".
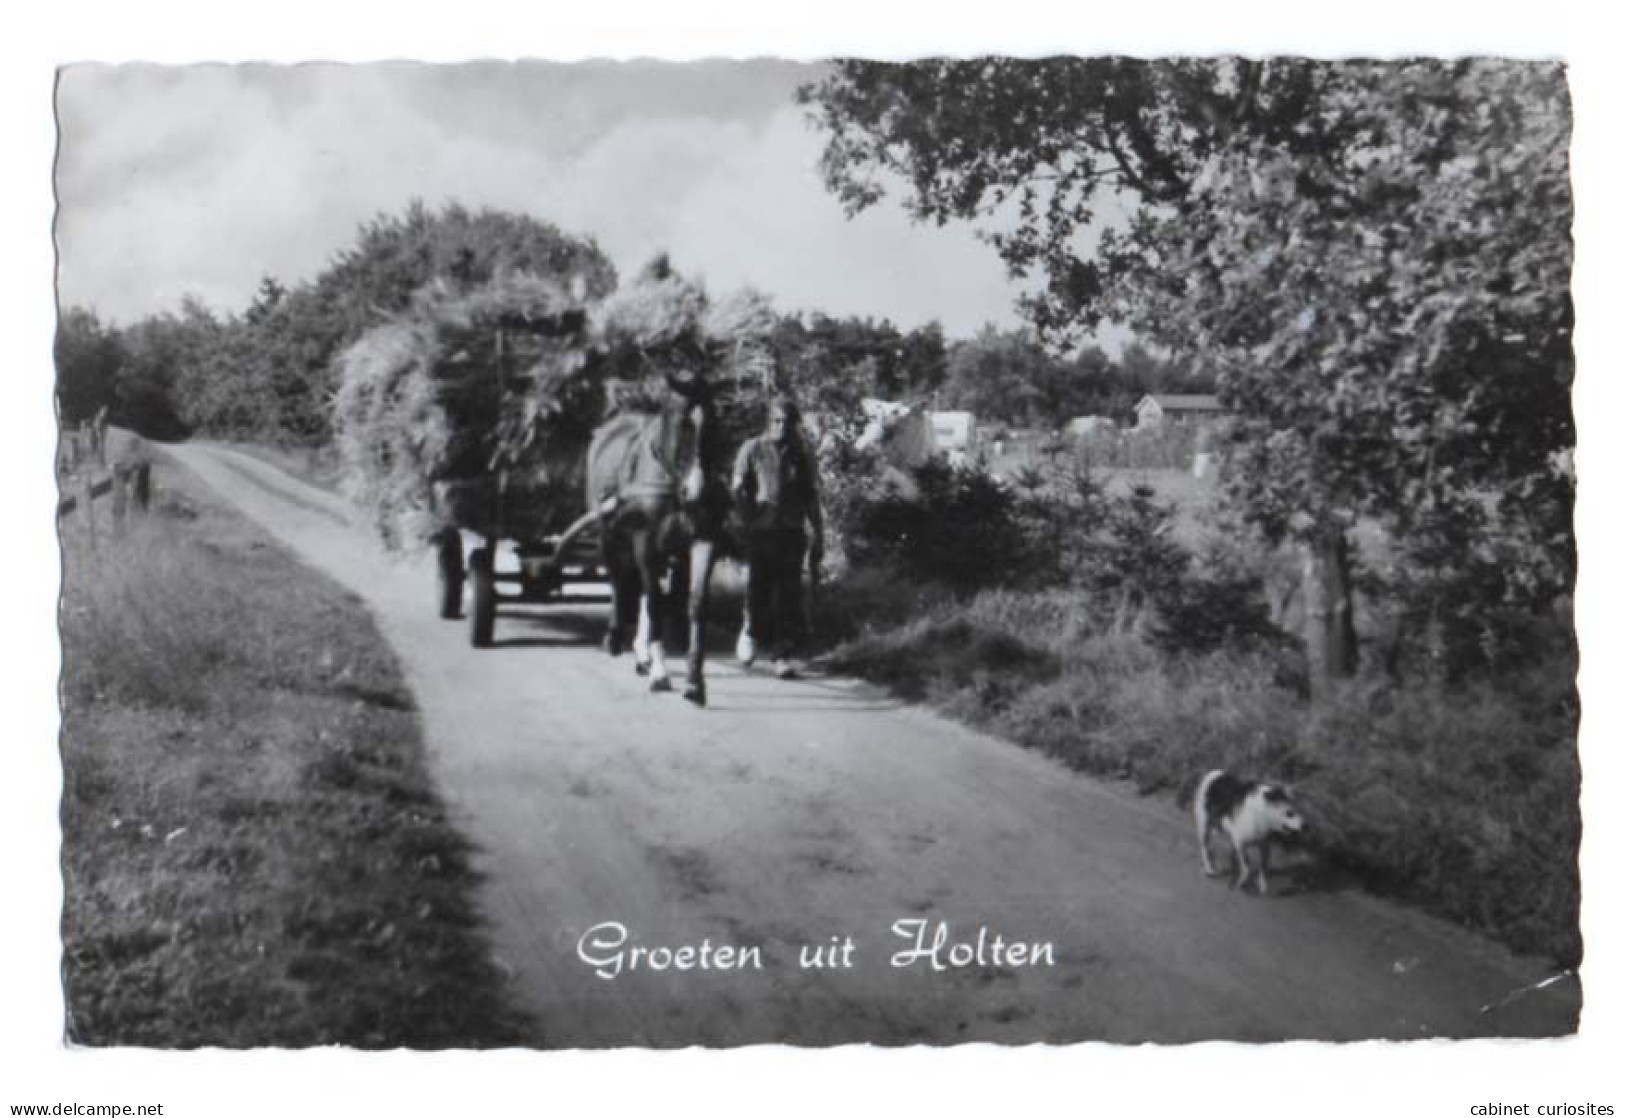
[
  {"left": 469, "top": 547, "right": 496, "bottom": 648},
  {"left": 436, "top": 531, "right": 465, "bottom": 619}
]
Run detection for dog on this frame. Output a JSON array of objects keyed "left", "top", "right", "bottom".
[{"left": 1193, "top": 769, "right": 1306, "bottom": 895}]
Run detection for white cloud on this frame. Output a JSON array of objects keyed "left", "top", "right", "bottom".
[
  {"left": 54, "top": 62, "right": 1027, "bottom": 338},
  {"left": 656, "top": 107, "right": 1025, "bottom": 333}
]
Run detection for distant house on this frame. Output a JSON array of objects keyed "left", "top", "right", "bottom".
[
  {"left": 855, "top": 399, "right": 937, "bottom": 468},
  {"left": 1134, "top": 394, "right": 1226, "bottom": 429},
  {"left": 1065, "top": 416, "right": 1117, "bottom": 439},
  {"left": 854, "top": 398, "right": 911, "bottom": 451},
  {"left": 929, "top": 411, "right": 977, "bottom": 452},
  {"left": 859, "top": 398, "right": 911, "bottom": 425},
  {"left": 850, "top": 399, "right": 938, "bottom": 497}
]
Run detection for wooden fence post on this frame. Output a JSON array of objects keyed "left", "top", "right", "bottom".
[
  {"left": 133, "top": 462, "right": 152, "bottom": 513},
  {"left": 92, "top": 406, "right": 109, "bottom": 467},
  {"left": 111, "top": 463, "right": 129, "bottom": 533},
  {"left": 81, "top": 473, "right": 96, "bottom": 551}
]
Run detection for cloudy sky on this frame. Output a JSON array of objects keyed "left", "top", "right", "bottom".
[{"left": 53, "top": 60, "right": 1035, "bottom": 339}]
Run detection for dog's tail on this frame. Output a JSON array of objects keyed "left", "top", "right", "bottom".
[{"left": 1178, "top": 768, "right": 1226, "bottom": 812}]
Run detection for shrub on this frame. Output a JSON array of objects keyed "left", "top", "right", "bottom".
[
  {"left": 834, "top": 447, "right": 1203, "bottom": 609},
  {"left": 842, "top": 457, "right": 1030, "bottom": 592},
  {"left": 823, "top": 604, "right": 1062, "bottom": 705},
  {"left": 1300, "top": 665, "right": 1580, "bottom": 965},
  {"left": 1377, "top": 554, "right": 1576, "bottom": 684},
  {"left": 1089, "top": 484, "right": 1190, "bottom": 609},
  {"left": 812, "top": 561, "right": 957, "bottom": 645},
  {"left": 1151, "top": 542, "right": 1285, "bottom": 657}
]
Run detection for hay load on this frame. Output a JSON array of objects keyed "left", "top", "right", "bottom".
[
  {"left": 332, "top": 270, "right": 602, "bottom": 547},
  {"left": 332, "top": 253, "right": 777, "bottom": 550},
  {"left": 593, "top": 256, "right": 777, "bottom": 443}
]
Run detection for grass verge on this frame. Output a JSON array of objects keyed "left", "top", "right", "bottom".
[
  {"left": 58, "top": 445, "right": 530, "bottom": 1047},
  {"left": 819, "top": 570, "right": 1581, "bottom": 968}
]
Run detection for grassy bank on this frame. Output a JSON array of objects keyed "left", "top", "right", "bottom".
[
  {"left": 819, "top": 572, "right": 1581, "bottom": 968},
  {"left": 58, "top": 447, "right": 529, "bottom": 1047}
]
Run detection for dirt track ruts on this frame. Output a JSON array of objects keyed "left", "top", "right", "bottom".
[{"left": 166, "top": 441, "right": 1581, "bottom": 1046}]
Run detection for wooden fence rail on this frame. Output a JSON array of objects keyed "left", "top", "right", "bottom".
[
  {"left": 58, "top": 409, "right": 109, "bottom": 475},
  {"left": 57, "top": 460, "right": 153, "bottom": 546}
]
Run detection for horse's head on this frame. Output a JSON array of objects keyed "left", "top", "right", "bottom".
[
  {"left": 675, "top": 383, "right": 718, "bottom": 513},
  {"left": 663, "top": 365, "right": 709, "bottom": 405},
  {"left": 590, "top": 370, "right": 724, "bottom": 534}
]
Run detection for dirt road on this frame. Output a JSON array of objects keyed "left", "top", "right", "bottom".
[{"left": 166, "top": 443, "right": 1580, "bottom": 1046}]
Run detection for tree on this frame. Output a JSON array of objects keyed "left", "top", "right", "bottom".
[
  {"left": 801, "top": 59, "right": 1573, "bottom": 693},
  {"left": 244, "top": 275, "right": 286, "bottom": 326},
  {"left": 1113, "top": 342, "right": 1208, "bottom": 400},
  {"left": 940, "top": 326, "right": 1057, "bottom": 426},
  {"left": 55, "top": 307, "right": 124, "bottom": 426},
  {"left": 159, "top": 295, "right": 248, "bottom": 436},
  {"left": 278, "top": 202, "right": 618, "bottom": 445},
  {"left": 898, "top": 320, "right": 949, "bottom": 398},
  {"left": 766, "top": 312, "right": 947, "bottom": 433},
  {"left": 937, "top": 332, "right": 1194, "bottom": 429},
  {"left": 112, "top": 310, "right": 203, "bottom": 440},
  {"left": 161, "top": 202, "right": 620, "bottom": 446}
]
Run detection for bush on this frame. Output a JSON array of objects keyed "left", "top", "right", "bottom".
[
  {"left": 1151, "top": 542, "right": 1284, "bottom": 657},
  {"left": 812, "top": 562, "right": 958, "bottom": 645},
  {"left": 833, "top": 448, "right": 1206, "bottom": 611},
  {"left": 1087, "top": 484, "right": 1190, "bottom": 609},
  {"left": 1300, "top": 667, "right": 1580, "bottom": 965},
  {"left": 1376, "top": 554, "right": 1576, "bottom": 684},
  {"left": 842, "top": 457, "right": 1031, "bottom": 592}
]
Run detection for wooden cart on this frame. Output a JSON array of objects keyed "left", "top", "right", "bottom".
[
  {"left": 425, "top": 319, "right": 603, "bottom": 648},
  {"left": 432, "top": 503, "right": 603, "bottom": 649}
]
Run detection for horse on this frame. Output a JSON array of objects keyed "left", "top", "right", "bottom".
[{"left": 585, "top": 372, "right": 725, "bottom": 706}]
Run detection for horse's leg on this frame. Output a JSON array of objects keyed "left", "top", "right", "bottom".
[
  {"left": 665, "top": 552, "right": 691, "bottom": 655},
  {"left": 631, "top": 528, "right": 671, "bottom": 692},
  {"left": 602, "top": 554, "right": 623, "bottom": 656},
  {"left": 682, "top": 538, "right": 716, "bottom": 707},
  {"left": 633, "top": 593, "right": 652, "bottom": 675},
  {"left": 602, "top": 529, "right": 634, "bottom": 657},
  {"left": 736, "top": 599, "right": 754, "bottom": 667}
]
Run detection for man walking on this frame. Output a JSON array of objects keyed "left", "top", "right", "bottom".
[{"left": 732, "top": 397, "right": 825, "bottom": 679}]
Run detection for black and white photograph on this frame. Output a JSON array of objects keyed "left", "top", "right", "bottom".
[{"left": 9, "top": 4, "right": 1625, "bottom": 1114}]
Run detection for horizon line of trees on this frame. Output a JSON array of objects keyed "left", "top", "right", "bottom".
[{"left": 55, "top": 201, "right": 1207, "bottom": 447}]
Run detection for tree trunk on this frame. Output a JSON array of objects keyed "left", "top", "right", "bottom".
[{"left": 1300, "top": 526, "right": 1357, "bottom": 697}]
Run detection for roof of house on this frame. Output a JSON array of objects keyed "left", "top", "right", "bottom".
[
  {"left": 1137, "top": 393, "right": 1224, "bottom": 412},
  {"left": 860, "top": 397, "right": 912, "bottom": 420}
]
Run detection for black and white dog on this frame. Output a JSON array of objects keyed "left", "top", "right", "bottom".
[{"left": 1193, "top": 769, "right": 1306, "bottom": 895}]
